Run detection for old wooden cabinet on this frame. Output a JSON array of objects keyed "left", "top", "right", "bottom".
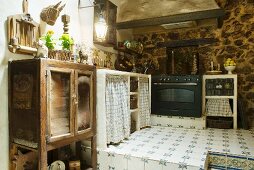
[{"left": 8, "top": 59, "right": 96, "bottom": 170}]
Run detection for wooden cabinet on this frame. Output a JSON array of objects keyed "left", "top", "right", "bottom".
[
  {"left": 202, "top": 74, "right": 237, "bottom": 129},
  {"left": 8, "top": 59, "right": 96, "bottom": 169}
]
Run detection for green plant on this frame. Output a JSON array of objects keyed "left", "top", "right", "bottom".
[
  {"left": 59, "top": 34, "right": 74, "bottom": 51},
  {"left": 40, "top": 30, "right": 55, "bottom": 50}
]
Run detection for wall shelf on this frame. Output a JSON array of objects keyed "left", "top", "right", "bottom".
[
  {"left": 96, "top": 69, "right": 151, "bottom": 149},
  {"left": 202, "top": 74, "right": 237, "bottom": 129},
  {"left": 130, "top": 92, "right": 138, "bottom": 95},
  {"left": 205, "top": 96, "right": 235, "bottom": 99},
  {"left": 130, "top": 108, "right": 139, "bottom": 113},
  {"left": 157, "top": 38, "right": 218, "bottom": 48}
]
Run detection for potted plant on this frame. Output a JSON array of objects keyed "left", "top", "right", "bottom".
[
  {"left": 40, "top": 30, "right": 58, "bottom": 59},
  {"left": 40, "top": 30, "right": 56, "bottom": 50},
  {"left": 59, "top": 34, "right": 74, "bottom": 51}
]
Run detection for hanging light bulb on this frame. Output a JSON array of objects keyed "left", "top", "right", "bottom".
[{"left": 95, "top": 11, "right": 108, "bottom": 42}]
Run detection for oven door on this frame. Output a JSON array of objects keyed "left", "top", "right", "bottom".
[{"left": 151, "top": 82, "right": 202, "bottom": 117}]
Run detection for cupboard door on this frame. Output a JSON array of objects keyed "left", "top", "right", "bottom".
[
  {"left": 75, "top": 70, "right": 94, "bottom": 134},
  {"left": 47, "top": 68, "right": 74, "bottom": 142}
]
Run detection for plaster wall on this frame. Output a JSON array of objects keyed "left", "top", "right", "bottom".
[{"left": 0, "top": 0, "right": 94, "bottom": 168}]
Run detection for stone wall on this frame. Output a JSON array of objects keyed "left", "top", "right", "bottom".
[{"left": 133, "top": 0, "right": 254, "bottom": 128}]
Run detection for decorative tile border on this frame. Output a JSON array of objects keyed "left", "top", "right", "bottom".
[{"left": 208, "top": 151, "right": 254, "bottom": 170}]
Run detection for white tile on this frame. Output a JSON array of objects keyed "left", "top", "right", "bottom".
[
  {"left": 162, "top": 162, "right": 181, "bottom": 170},
  {"left": 97, "top": 150, "right": 109, "bottom": 170},
  {"left": 163, "top": 154, "right": 186, "bottom": 164},
  {"left": 145, "top": 159, "right": 162, "bottom": 170},
  {"left": 187, "top": 152, "right": 207, "bottom": 162},
  {"left": 110, "top": 154, "right": 127, "bottom": 170},
  {"left": 101, "top": 127, "right": 254, "bottom": 170},
  {"left": 127, "top": 156, "right": 145, "bottom": 170},
  {"left": 185, "top": 165, "right": 202, "bottom": 170}
]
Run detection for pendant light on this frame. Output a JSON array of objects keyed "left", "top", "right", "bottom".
[{"left": 95, "top": 11, "right": 108, "bottom": 42}]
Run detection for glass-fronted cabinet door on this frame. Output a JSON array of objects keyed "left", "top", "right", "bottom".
[
  {"left": 47, "top": 68, "right": 74, "bottom": 142},
  {"left": 75, "top": 70, "right": 94, "bottom": 134}
]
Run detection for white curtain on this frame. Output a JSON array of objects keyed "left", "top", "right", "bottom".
[
  {"left": 105, "top": 75, "right": 130, "bottom": 144},
  {"left": 139, "top": 77, "right": 151, "bottom": 128}
]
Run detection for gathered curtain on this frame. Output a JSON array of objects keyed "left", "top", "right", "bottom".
[
  {"left": 105, "top": 75, "right": 130, "bottom": 144},
  {"left": 139, "top": 77, "right": 151, "bottom": 128}
]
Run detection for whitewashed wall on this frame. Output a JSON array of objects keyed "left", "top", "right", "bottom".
[{"left": 0, "top": 0, "right": 93, "bottom": 169}]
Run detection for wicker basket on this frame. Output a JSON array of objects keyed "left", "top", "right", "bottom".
[
  {"left": 207, "top": 117, "right": 233, "bottom": 129},
  {"left": 130, "top": 79, "right": 138, "bottom": 92},
  {"left": 130, "top": 95, "right": 138, "bottom": 109},
  {"left": 48, "top": 50, "right": 72, "bottom": 61}
]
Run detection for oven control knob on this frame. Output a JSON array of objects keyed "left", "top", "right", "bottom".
[
  {"left": 163, "top": 78, "right": 167, "bottom": 81},
  {"left": 167, "top": 78, "right": 170, "bottom": 81},
  {"left": 188, "top": 78, "right": 191, "bottom": 81},
  {"left": 176, "top": 78, "right": 179, "bottom": 81},
  {"left": 184, "top": 78, "right": 187, "bottom": 81}
]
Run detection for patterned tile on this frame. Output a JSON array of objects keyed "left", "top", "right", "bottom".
[
  {"left": 208, "top": 153, "right": 227, "bottom": 168},
  {"left": 145, "top": 159, "right": 162, "bottom": 170},
  {"left": 248, "top": 157, "right": 254, "bottom": 169},
  {"left": 110, "top": 154, "right": 128, "bottom": 170},
  {"left": 227, "top": 154, "right": 248, "bottom": 169},
  {"left": 97, "top": 126, "right": 254, "bottom": 170},
  {"left": 97, "top": 150, "right": 109, "bottom": 170},
  {"left": 127, "top": 156, "right": 144, "bottom": 170}
]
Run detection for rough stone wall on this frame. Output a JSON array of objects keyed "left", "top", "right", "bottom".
[{"left": 134, "top": 0, "right": 254, "bottom": 128}]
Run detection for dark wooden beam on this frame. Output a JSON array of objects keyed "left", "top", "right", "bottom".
[
  {"left": 157, "top": 38, "right": 218, "bottom": 48},
  {"left": 116, "top": 8, "right": 225, "bottom": 29}
]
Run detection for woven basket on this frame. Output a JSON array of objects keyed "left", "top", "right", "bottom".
[
  {"left": 207, "top": 117, "right": 233, "bottom": 129},
  {"left": 48, "top": 50, "right": 72, "bottom": 61},
  {"left": 130, "top": 95, "right": 138, "bottom": 109},
  {"left": 130, "top": 79, "right": 138, "bottom": 92}
]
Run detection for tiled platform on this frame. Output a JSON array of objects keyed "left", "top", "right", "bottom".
[{"left": 97, "top": 126, "right": 254, "bottom": 170}]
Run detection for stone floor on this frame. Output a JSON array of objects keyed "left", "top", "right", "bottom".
[{"left": 97, "top": 126, "right": 254, "bottom": 170}]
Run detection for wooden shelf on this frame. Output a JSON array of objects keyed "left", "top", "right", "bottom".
[
  {"left": 206, "top": 114, "right": 234, "bottom": 117},
  {"left": 115, "top": 47, "right": 142, "bottom": 56},
  {"left": 130, "top": 108, "right": 139, "bottom": 113},
  {"left": 96, "top": 69, "right": 151, "bottom": 149},
  {"left": 205, "top": 96, "right": 234, "bottom": 99},
  {"left": 157, "top": 38, "right": 218, "bottom": 48},
  {"left": 202, "top": 74, "right": 237, "bottom": 129},
  {"left": 116, "top": 8, "right": 225, "bottom": 29}
]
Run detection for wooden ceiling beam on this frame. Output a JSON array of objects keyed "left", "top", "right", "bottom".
[{"left": 116, "top": 8, "right": 225, "bottom": 29}]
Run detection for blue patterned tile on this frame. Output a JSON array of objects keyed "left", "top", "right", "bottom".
[{"left": 99, "top": 126, "right": 254, "bottom": 170}]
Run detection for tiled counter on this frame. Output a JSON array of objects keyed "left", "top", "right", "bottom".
[{"left": 97, "top": 126, "right": 254, "bottom": 170}]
